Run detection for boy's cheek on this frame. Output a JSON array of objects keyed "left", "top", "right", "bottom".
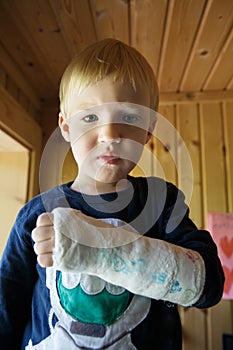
[{"left": 70, "top": 143, "right": 93, "bottom": 165}]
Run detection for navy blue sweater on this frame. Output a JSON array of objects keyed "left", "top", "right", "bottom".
[{"left": 0, "top": 176, "right": 224, "bottom": 349}]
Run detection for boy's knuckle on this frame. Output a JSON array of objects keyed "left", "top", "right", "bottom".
[
  {"left": 37, "top": 253, "right": 53, "bottom": 268},
  {"left": 36, "top": 212, "right": 53, "bottom": 227},
  {"left": 33, "top": 242, "right": 39, "bottom": 254},
  {"left": 31, "top": 228, "right": 36, "bottom": 241}
]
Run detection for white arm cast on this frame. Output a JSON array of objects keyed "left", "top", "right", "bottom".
[{"left": 52, "top": 207, "right": 205, "bottom": 307}]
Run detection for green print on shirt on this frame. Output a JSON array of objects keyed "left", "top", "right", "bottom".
[{"left": 57, "top": 274, "right": 131, "bottom": 326}]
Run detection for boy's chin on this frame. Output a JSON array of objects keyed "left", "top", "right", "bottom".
[{"left": 94, "top": 164, "right": 133, "bottom": 184}]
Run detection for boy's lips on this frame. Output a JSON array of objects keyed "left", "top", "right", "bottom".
[{"left": 98, "top": 152, "right": 121, "bottom": 165}]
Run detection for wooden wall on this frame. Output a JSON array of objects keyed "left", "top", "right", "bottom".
[
  {"left": 135, "top": 99, "right": 233, "bottom": 350},
  {"left": 155, "top": 100, "right": 233, "bottom": 350}
]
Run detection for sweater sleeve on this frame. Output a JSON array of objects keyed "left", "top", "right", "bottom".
[
  {"left": 0, "top": 206, "right": 38, "bottom": 349},
  {"left": 161, "top": 183, "right": 225, "bottom": 308}
]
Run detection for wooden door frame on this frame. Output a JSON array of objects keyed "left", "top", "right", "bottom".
[{"left": 0, "top": 85, "right": 42, "bottom": 199}]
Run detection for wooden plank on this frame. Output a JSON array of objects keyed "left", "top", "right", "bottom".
[
  {"left": 5, "top": 75, "right": 18, "bottom": 102},
  {"left": 90, "top": 0, "right": 129, "bottom": 43},
  {"left": 0, "top": 86, "right": 42, "bottom": 150},
  {"left": 227, "top": 76, "right": 233, "bottom": 90},
  {"left": 49, "top": 0, "right": 97, "bottom": 57},
  {"left": 39, "top": 103, "right": 59, "bottom": 147},
  {"left": 130, "top": 139, "right": 155, "bottom": 178},
  {"left": 177, "top": 103, "right": 207, "bottom": 350},
  {"left": 6, "top": 0, "right": 70, "bottom": 79},
  {"left": 0, "top": 64, "right": 6, "bottom": 87},
  {"left": 130, "top": 0, "right": 167, "bottom": 77},
  {"left": 0, "top": 44, "right": 40, "bottom": 110},
  {"left": 156, "top": 105, "right": 177, "bottom": 185},
  {"left": 0, "top": 1, "right": 60, "bottom": 98},
  {"left": 0, "top": 8, "right": 49, "bottom": 97},
  {"left": 206, "top": 301, "right": 233, "bottom": 350},
  {"left": 18, "top": 90, "right": 30, "bottom": 116},
  {"left": 180, "top": 308, "right": 207, "bottom": 350},
  {"left": 199, "top": 102, "right": 227, "bottom": 213},
  {"left": 203, "top": 29, "right": 233, "bottom": 90},
  {"left": 159, "top": 89, "right": 233, "bottom": 104},
  {"left": 223, "top": 101, "right": 233, "bottom": 212},
  {"left": 199, "top": 102, "right": 231, "bottom": 350},
  {"left": 176, "top": 104, "right": 203, "bottom": 228},
  {"left": 180, "top": 0, "right": 233, "bottom": 92},
  {"left": 131, "top": 107, "right": 178, "bottom": 182},
  {"left": 158, "top": 0, "right": 206, "bottom": 92}
]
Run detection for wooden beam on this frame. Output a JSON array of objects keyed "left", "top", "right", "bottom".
[
  {"left": 159, "top": 90, "right": 233, "bottom": 104},
  {"left": 0, "top": 85, "right": 41, "bottom": 149}
]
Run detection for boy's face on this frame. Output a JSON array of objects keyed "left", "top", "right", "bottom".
[{"left": 59, "top": 75, "right": 156, "bottom": 193}]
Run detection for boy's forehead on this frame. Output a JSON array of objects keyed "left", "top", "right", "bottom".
[
  {"left": 75, "top": 102, "right": 96, "bottom": 110},
  {"left": 66, "top": 74, "right": 152, "bottom": 116}
]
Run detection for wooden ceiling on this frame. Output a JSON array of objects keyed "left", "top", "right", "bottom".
[{"left": 0, "top": 0, "right": 232, "bottom": 110}]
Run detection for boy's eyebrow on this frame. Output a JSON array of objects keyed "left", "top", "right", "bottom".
[
  {"left": 72, "top": 102, "right": 157, "bottom": 119},
  {"left": 72, "top": 102, "right": 134, "bottom": 114}
]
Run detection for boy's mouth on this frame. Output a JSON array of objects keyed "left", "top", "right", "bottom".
[{"left": 98, "top": 152, "right": 121, "bottom": 165}]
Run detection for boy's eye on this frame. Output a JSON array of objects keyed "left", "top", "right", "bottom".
[
  {"left": 82, "top": 114, "right": 98, "bottom": 123},
  {"left": 122, "top": 114, "right": 141, "bottom": 124}
]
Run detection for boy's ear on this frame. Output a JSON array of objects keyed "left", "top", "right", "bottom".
[{"left": 58, "top": 113, "right": 70, "bottom": 142}]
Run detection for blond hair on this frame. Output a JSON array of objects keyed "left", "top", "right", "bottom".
[{"left": 59, "top": 38, "right": 159, "bottom": 117}]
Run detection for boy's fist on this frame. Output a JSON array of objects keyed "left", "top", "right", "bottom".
[{"left": 32, "top": 212, "right": 55, "bottom": 267}]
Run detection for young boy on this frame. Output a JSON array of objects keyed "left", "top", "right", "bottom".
[{"left": 0, "top": 39, "right": 224, "bottom": 350}]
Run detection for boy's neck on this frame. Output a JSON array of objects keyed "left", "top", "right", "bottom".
[{"left": 70, "top": 177, "right": 129, "bottom": 195}]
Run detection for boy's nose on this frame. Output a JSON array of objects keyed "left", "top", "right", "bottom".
[{"left": 98, "top": 124, "right": 122, "bottom": 144}]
